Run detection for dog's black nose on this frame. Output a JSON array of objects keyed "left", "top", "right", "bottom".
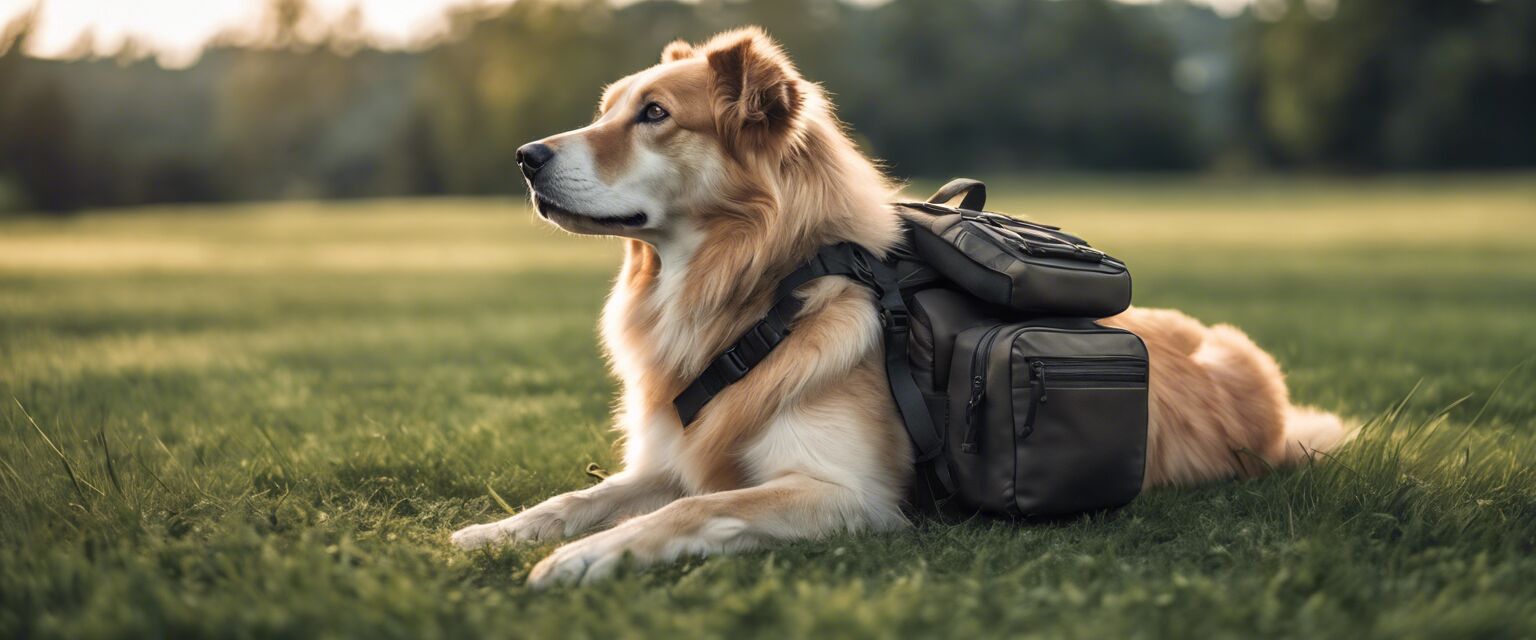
[{"left": 517, "top": 142, "right": 554, "bottom": 179}]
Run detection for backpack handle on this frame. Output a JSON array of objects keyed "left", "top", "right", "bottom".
[{"left": 926, "top": 178, "right": 987, "bottom": 211}]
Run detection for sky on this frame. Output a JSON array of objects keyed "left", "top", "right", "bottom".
[
  {"left": 0, "top": 0, "right": 510, "bottom": 66},
  {"left": 0, "top": 0, "right": 1256, "bottom": 68}
]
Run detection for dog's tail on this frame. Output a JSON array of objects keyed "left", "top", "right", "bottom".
[
  {"left": 1276, "top": 405, "right": 1355, "bottom": 465},
  {"left": 1194, "top": 321, "right": 1355, "bottom": 469}
]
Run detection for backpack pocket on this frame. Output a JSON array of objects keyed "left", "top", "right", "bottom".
[
  {"left": 898, "top": 202, "right": 1132, "bottom": 318},
  {"left": 947, "top": 319, "right": 1149, "bottom": 518}
]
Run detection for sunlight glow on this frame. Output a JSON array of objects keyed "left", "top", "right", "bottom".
[
  {"left": 1, "top": 0, "right": 1257, "bottom": 68},
  {"left": 0, "top": 0, "right": 512, "bottom": 66}
]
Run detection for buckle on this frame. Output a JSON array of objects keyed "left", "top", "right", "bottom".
[
  {"left": 881, "top": 307, "right": 910, "bottom": 332},
  {"left": 738, "top": 326, "right": 771, "bottom": 361},
  {"left": 715, "top": 348, "right": 749, "bottom": 382},
  {"left": 754, "top": 321, "right": 783, "bottom": 347},
  {"left": 733, "top": 321, "right": 785, "bottom": 365}
]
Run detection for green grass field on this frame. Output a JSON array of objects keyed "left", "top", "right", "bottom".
[{"left": 2, "top": 176, "right": 1534, "bottom": 638}]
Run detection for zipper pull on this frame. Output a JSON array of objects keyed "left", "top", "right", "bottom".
[
  {"left": 1021, "top": 362, "right": 1047, "bottom": 437},
  {"left": 961, "top": 375, "right": 984, "bottom": 454}
]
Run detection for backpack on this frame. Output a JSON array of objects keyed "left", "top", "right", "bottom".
[{"left": 673, "top": 178, "right": 1149, "bottom": 520}]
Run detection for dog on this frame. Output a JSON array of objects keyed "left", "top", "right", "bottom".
[{"left": 450, "top": 27, "right": 1351, "bottom": 587}]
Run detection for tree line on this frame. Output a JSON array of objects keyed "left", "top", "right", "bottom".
[{"left": 0, "top": 0, "right": 1531, "bottom": 213}]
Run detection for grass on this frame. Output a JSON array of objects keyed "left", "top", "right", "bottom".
[{"left": 1, "top": 175, "right": 1534, "bottom": 638}]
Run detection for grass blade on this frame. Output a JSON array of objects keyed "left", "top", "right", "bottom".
[{"left": 14, "top": 398, "right": 102, "bottom": 502}]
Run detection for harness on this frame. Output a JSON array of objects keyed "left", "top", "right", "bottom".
[{"left": 671, "top": 240, "right": 955, "bottom": 511}]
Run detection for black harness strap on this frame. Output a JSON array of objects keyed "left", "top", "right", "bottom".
[
  {"left": 672, "top": 245, "right": 859, "bottom": 425},
  {"left": 859, "top": 251, "right": 955, "bottom": 510},
  {"left": 672, "top": 242, "right": 954, "bottom": 510}
]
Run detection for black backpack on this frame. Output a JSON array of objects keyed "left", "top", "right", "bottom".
[{"left": 673, "top": 179, "right": 1149, "bottom": 520}]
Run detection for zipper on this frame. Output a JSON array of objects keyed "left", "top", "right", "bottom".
[
  {"left": 965, "top": 222, "right": 1117, "bottom": 270},
  {"left": 961, "top": 211, "right": 1123, "bottom": 266},
  {"left": 1032, "top": 358, "right": 1147, "bottom": 382},
  {"left": 960, "top": 325, "right": 1006, "bottom": 454},
  {"left": 1018, "top": 358, "right": 1147, "bottom": 436},
  {"left": 1020, "top": 361, "right": 1047, "bottom": 435},
  {"left": 961, "top": 211, "right": 1065, "bottom": 233},
  {"left": 960, "top": 212, "right": 1094, "bottom": 255},
  {"left": 970, "top": 219, "right": 1077, "bottom": 254}
]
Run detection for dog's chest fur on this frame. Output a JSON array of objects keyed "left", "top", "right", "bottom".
[{"left": 599, "top": 233, "right": 769, "bottom": 494}]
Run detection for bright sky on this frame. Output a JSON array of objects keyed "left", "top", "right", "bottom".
[
  {"left": 0, "top": 0, "right": 510, "bottom": 66},
  {"left": 1, "top": 0, "right": 1256, "bottom": 68}
]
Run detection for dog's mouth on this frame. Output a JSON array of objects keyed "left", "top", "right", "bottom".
[{"left": 533, "top": 194, "right": 649, "bottom": 229}]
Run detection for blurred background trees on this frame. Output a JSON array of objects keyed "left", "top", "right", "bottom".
[
  {"left": 0, "top": 0, "right": 1530, "bottom": 214},
  {"left": 1237, "top": 0, "right": 1535, "bottom": 170}
]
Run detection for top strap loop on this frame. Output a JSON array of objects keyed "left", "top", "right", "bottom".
[{"left": 926, "top": 178, "right": 987, "bottom": 211}]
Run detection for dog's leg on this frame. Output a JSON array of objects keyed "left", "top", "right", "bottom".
[
  {"left": 451, "top": 470, "right": 682, "bottom": 549},
  {"left": 526, "top": 472, "right": 885, "bottom": 588}
]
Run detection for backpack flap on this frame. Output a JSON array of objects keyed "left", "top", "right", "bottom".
[{"left": 897, "top": 179, "right": 1132, "bottom": 318}]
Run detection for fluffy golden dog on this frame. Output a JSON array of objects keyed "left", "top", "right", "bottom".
[{"left": 451, "top": 27, "right": 1350, "bottom": 587}]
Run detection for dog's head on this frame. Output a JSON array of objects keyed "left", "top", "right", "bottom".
[{"left": 517, "top": 27, "right": 812, "bottom": 238}]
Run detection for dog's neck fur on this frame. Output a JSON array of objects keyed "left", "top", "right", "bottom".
[{"left": 600, "top": 104, "right": 900, "bottom": 419}]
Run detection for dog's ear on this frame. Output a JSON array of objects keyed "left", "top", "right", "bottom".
[
  {"left": 705, "top": 27, "right": 804, "bottom": 149},
  {"left": 661, "top": 39, "right": 694, "bottom": 63}
]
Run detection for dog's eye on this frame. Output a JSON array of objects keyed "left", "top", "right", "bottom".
[{"left": 639, "top": 102, "right": 669, "bottom": 124}]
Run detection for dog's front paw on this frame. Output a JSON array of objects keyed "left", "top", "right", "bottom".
[
  {"left": 450, "top": 521, "right": 513, "bottom": 550},
  {"left": 526, "top": 529, "right": 640, "bottom": 588},
  {"left": 451, "top": 506, "right": 572, "bottom": 550}
]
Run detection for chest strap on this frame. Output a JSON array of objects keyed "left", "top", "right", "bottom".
[{"left": 672, "top": 242, "right": 953, "bottom": 509}]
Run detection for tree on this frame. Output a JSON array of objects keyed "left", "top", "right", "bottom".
[{"left": 1240, "top": 0, "right": 1536, "bottom": 169}]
